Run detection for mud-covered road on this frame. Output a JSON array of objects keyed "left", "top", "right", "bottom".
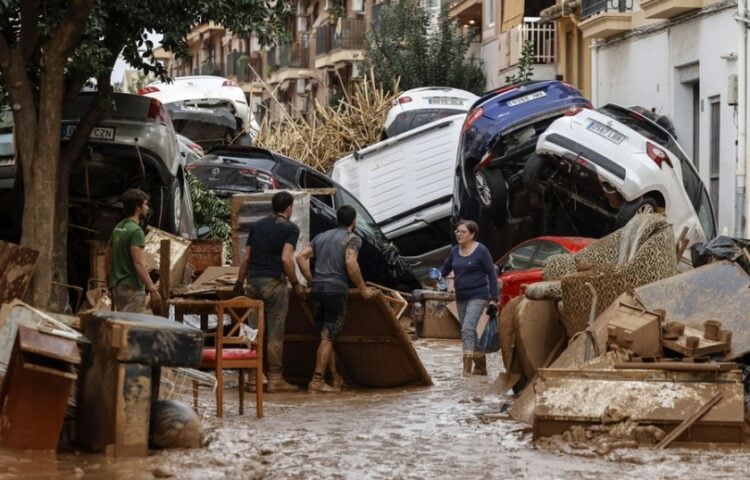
[{"left": 2, "top": 339, "right": 750, "bottom": 479}]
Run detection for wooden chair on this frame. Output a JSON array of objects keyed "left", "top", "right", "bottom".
[{"left": 194, "top": 296, "right": 264, "bottom": 418}]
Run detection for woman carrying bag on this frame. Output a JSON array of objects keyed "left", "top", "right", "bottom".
[{"left": 440, "top": 220, "right": 500, "bottom": 376}]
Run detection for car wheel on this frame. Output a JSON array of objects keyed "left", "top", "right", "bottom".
[
  {"left": 474, "top": 168, "right": 506, "bottom": 210},
  {"left": 521, "top": 153, "right": 548, "bottom": 195},
  {"left": 615, "top": 195, "right": 659, "bottom": 228},
  {"left": 162, "top": 177, "right": 182, "bottom": 234}
]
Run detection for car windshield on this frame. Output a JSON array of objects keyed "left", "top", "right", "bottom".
[
  {"left": 336, "top": 186, "right": 389, "bottom": 243},
  {"left": 387, "top": 109, "right": 464, "bottom": 137}
]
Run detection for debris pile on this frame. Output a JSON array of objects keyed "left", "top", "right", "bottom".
[{"left": 501, "top": 213, "right": 750, "bottom": 453}]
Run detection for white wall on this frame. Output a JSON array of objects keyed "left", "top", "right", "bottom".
[
  {"left": 595, "top": 8, "right": 738, "bottom": 233},
  {"left": 482, "top": 37, "right": 503, "bottom": 90}
]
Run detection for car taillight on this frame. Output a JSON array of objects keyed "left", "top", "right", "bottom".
[
  {"left": 646, "top": 142, "right": 672, "bottom": 168},
  {"left": 146, "top": 98, "right": 172, "bottom": 127},
  {"left": 398, "top": 96, "right": 412, "bottom": 104},
  {"left": 239, "top": 168, "right": 257, "bottom": 177},
  {"left": 222, "top": 80, "right": 238, "bottom": 87},
  {"left": 463, "top": 106, "right": 484, "bottom": 133},
  {"left": 565, "top": 106, "right": 584, "bottom": 116},
  {"left": 478, "top": 150, "right": 493, "bottom": 169},
  {"left": 138, "top": 86, "right": 160, "bottom": 95}
]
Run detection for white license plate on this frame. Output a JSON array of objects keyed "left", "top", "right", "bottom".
[
  {"left": 427, "top": 96, "right": 466, "bottom": 106},
  {"left": 586, "top": 120, "right": 626, "bottom": 145},
  {"left": 506, "top": 90, "right": 547, "bottom": 107},
  {"left": 62, "top": 125, "right": 116, "bottom": 141},
  {"left": 0, "top": 158, "right": 14, "bottom": 167}
]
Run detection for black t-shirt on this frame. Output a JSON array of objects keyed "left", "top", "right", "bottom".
[{"left": 246, "top": 214, "right": 300, "bottom": 279}]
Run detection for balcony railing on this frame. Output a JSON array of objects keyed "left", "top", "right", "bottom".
[
  {"left": 267, "top": 47, "right": 277, "bottom": 73},
  {"left": 521, "top": 17, "right": 556, "bottom": 64},
  {"left": 316, "top": 18, "right": 366, "bottom": 56},
  {"left": 581, "top": 0, "right": 633, "bottom": 18},
  {"left": 280, "top": 41, "right": 310, "bottom": 68},
  {"left": 226, "top": 51, "right": 262, "bottom": 82},
  {"left": 200, "top": 61, "right": 224, "bottom": 76}
]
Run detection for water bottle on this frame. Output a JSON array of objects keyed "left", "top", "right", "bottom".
[{"left": 428, "top": 268, "right": 448, "bottom": 291}]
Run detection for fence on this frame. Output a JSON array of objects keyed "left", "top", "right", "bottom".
[
  {"left": 521, "top": 17, "right": 556, "bottom": 65},
  {"left": 580, "top": 0, "right": 633, "bottom": 18}
]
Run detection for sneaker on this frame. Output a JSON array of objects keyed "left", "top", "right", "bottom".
[
  {"left": 308, "top": 377, "right": 337, "bottom": 393},
  {"left": 266, "top": 373, "right": 298, "bottom": 393}
]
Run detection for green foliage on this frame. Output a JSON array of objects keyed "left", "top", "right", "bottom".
[
  {"left": 187, "top": 173, "right": 232, "bottom": 252},
  {"left": 363, "top": 0, "right": 485, "bottom": 95},
  {"left": 505, "top": 40, "right": 536, "bottom": 84}
]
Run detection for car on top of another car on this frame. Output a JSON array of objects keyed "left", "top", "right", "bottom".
[{"left": 382, "top": 86, "right": 478, "bottom": 139}]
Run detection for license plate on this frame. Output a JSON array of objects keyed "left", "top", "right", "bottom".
[
  {"left": 506, "top": 90, "right": 546, "bottom": 107},
  {"left": 0, "top": 158, "right": 14, "bottom": 167},
  {"left": 61, "top": 124, "right": 116, "bottom": 141},
  {"left": 427, "top": 96, "right": 466, "bottom": 106},
  {"left": 586, "top": 120, "right": 626, "bottom": 145}
]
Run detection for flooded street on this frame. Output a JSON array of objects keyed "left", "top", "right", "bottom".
[{"left": 2, "top": 339, "right": 750, "bottom": 479}]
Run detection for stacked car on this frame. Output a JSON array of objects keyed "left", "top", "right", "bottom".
[{"left": 452, "top": 81, "right": 716, "bottom": 259}]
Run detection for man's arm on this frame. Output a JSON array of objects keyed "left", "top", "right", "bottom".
[
  {"left": 345, "top": 246, "right": 374, "bottom": 299},
  {"left": 234, "top": 246, "right": 251, "bottom": 293},
  {"left": 281, "top": 243, "right": 301, "bottom": 285},
  {"left": 130, "top": 246, "right": 159, "bottom": 296},
  {"left": 296, "top": 245, "right": 315, "bottom": 285}
]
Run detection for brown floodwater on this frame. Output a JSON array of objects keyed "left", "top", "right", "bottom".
[{"left": 1, "top": 339, "right": 750, "bottom": 479}]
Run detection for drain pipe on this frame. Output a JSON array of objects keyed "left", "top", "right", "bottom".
[
  {"left": 738, "top": 0, "right": 748, "bottom": 236},
  {"left": 590, "top": 40, "right": 600, "bottom": 106}
]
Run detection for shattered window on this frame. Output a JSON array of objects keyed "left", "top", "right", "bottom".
[{"left": 500, "top": 242, "right": 538, "bottom": 272}]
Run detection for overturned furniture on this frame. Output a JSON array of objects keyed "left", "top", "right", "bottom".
[
  {"left": 283, "top": 290, "right": 432, "bottom": 388},
  {"left": 0, "top": 326, "right": 81, "bottom": 450},
  {"left": 501, "top": 213, "right": 678, "bottom": 392},
  {"left": 77, "top": 312, "right": 203, "bottom": 457}
]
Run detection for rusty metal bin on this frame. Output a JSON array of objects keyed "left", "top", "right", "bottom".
[{"left": 0, "top": 326, "right": 81, "bottom": 450}]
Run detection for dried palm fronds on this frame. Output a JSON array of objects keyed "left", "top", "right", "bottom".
[{"left": 254, "top": 69, "right": 399, "bottom": 172}]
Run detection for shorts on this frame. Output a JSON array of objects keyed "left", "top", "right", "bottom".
[
  {"left": 310, "top": 291, "right": 347, "bottom": 339},
  {"left": 112, "top": 285, "right": 147, "bottom": 313}
]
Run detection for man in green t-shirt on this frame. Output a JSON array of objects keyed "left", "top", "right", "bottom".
[{"left": 106, "top": 189, "right": 161, "bottom": 313}]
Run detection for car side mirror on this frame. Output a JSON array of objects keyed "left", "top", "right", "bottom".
[{"left": 196, "top": 225, "right": 211, "bottom": 239}]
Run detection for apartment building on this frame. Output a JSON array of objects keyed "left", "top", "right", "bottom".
[
  {"left": 543, "top": 0, "right": 742, "bottom": 233},
  {"left": 448, "top": 0, "right": 558, "bottom": 90}
]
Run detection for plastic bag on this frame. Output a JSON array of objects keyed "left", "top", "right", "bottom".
[
  {"left": 478, "top": 312, "right": 500, "bottom": 353},
  {"left": 690, "top": 236, "right": 750, "bottom": 274}
]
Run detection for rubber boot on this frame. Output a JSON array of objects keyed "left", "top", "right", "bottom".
[
  {"left": 329, "top": 355, "right": 344, "bottom": 392},
  {"left": 463, "top": 353, "right": 474, "bottom": 377},
  {"left": 472, "top": 352, "right": 487, "bottom": 376},
  {"left": 308, "top": 373, "right": 337, "bottom": 393},
  {"left": 266, "top": 372, "right": 298, "bottom": 393}
]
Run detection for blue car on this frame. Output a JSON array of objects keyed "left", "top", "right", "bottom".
[{"left": 453, "top": 81, "right": 591, "bottom": 238}]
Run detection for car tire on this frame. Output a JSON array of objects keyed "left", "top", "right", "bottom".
[
  {"left": 474, "top": 168, "right": 506, "bottom": 210},
  {"left": 615, "top": 195, "right": 659, "bottom": 228},
  {"left": 162, "top": 177, "right": 183, "bottom": 234},
  {"left": 521, "top": 153, "right": 548, "bottom": 195}
]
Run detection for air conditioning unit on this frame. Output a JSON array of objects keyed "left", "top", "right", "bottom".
[
  {"left": 296, "top": 78, "right": 307, "bottom": 94},
  {"left": 297, "top": 16, "right": 308, "bottom": 32}
]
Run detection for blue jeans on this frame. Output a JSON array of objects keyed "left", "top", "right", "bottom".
[{"left": 457, "top": 298, "right": 488, "bottom": 352}]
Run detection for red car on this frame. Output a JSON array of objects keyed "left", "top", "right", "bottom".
[{"left": 496, "top": 236, "right": 595, "bottom": 307}]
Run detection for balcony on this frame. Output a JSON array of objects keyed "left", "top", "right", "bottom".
[
  {"left": 371, "top": 2, "right": 386, "bottom": 29},
  {"left": 448, "top": 0, "right": 482, "bottom": 27},
  {"left": 521, "top": 17, "right": 555, "bottom": 65},
  {"left": 315, "top": 18, "right": 366, "bottom": 68},
  {"left": 226, "top": 52, "right": 262, "bottom": 83},
  {"left": 579, "top": 0, "right": 633, "bottom": 39},
  {"left": 280, "top": 41, "right": 310, "bottom": 69},
  {"left": 638, "top": 0, "right": 703, "bottom": 19}
]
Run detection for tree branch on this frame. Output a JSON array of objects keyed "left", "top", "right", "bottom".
[
  {"left": 46, "top": 0, "right": 95, "bottom": 62},
  {"left": 19, "top": 0, "right": 40, "bottom": 63}
]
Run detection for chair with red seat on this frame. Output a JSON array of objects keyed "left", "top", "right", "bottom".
[{"left": 195, "top": 296, "right": 264, "bottom": 418}]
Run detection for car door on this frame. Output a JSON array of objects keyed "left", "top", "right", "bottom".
[{"left": 496, "top": 241, "right": 540, "bottom": 306}]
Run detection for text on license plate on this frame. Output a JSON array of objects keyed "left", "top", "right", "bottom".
[
  {"left": 586, "top": 121, "right": 626, "bottom": 144},
  {"left": 427, "top": 96, "right": 466, "bottom": 106},
  {"left": 0, "top": 158, "right": 14, "bottom": 167},
  {"left": 506, "top": 90, "right": 546, "bottom": 107},
  {"left": 61, "top": 125, "right": 116, "bottom": 141}
]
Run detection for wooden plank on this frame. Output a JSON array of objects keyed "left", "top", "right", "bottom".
[
  {"left": 655, "top": 393, "right": 722, "bottom": 449},
  {"left": 0, "top": 241, "right": 39, "bottom": 304}
]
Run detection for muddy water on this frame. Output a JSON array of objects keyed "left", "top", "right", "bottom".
[{"left": 2, "top": 339, "right": 750, "bottom": 479}]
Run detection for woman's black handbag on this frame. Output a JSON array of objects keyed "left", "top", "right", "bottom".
[{"left": 478, "top": 312, "right": 500, "bottom": 353}]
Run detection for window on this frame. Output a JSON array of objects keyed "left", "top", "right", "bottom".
[
  {"left": 530, "top": 241, "right": 567, "bottom": 268},
  {"left": 709, "top": 98, "right": 720, "bottom": 213},
  {"left": 298, "top": 169, "right": 334, "bottom": 207},
  {"left": 486, "top": 0, "right": 495, "bottom": 27},
  {"left": 498, "top": 242, "right": 538, "bottom": 272}
]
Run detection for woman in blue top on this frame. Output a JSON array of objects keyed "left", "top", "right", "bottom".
[{"left": 441, "top": 220, "right": 500, "bottom": 376}]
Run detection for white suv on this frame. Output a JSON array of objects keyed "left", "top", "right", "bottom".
[
  {"left": 530, "top": 104, "right": 715, "bottom": 247},
  {"left": 382, "top": 86, "right": 477, "bottom": 139},
  {"left": 140, "top": 75, "right": 260, "bottom": 146}
]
